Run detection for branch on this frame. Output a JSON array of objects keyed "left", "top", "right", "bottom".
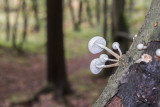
[
  {"left": 116, "top": 32, "right": 133, "bottom": 42},
  {"left": 93, "top": 0, "right": 160, "bottom": 106}
]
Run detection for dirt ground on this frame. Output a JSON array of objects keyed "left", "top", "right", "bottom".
[{"left": 0, "top": 48, "right": 108, "bottom": 107}]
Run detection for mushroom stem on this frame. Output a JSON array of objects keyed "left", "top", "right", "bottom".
[
  {"left": 107, "top": 59, "right": 118, "bottom": 62},
  {"left": 97, "top": 43, "right": 120, "bottom": 59},
  {"left": 117, "top": 47, "right": 122, "bottom": 56},
  {"left": 96, "top": 63, "right": 119, "bottom": 69}
]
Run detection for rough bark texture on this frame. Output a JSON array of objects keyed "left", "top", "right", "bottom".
[
  {"left": 109, "top": 42, "right": 160, "bottom": 107},
  {"left": 93, "top": 0, "right": 160, "bottom": 106}
]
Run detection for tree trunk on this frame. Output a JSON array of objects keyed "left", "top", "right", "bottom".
[
  {"left": 86, "top": 0, "right": 93, "bottom": 27},
  {"left": 94, "top": 0, "right": 160, "bottom": 106},
  {"left": 77, "top": 0, "right": 83, "bottom": 29},
  {"left": 111, "top": 0, "right": 129, "bottom": 53},
  {"left": 12, "top": 2, "right": 21, "bottom": 48},
  {"left": 128, "top": 0, "right": 134, "bottom": 17},
  {"left": 20, "top": 0, "right": 28, "bottom": 47},
  {"left": 5, "top": 0, "right": 10, "bottom": 41},
  {"left": 32, "top": 0, "right": 40, "bottom": 31},
  {"left": 103, "top": 0, "right": 107, "bottom": 40},
  {"left": 96, "top": 0, "right": 100, "bottom": 24},
  {"left": 46, "top": 0, "right": 71, "bottom": 95},
  {"left": 68, "top": 0, "right": 76, "bottom": 29}
]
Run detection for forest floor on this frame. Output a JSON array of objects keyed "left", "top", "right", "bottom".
[{"left": 0, "top": 47, "right": 108, "bottom": 107}]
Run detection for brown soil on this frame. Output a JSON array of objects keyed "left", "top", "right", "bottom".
[{"left": 0, "top": 49, "right": 107, "bottom": 107}]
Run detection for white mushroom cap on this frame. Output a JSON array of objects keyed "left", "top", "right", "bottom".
[
  {"left": 88, "top": 36, "right": 106, "bottom": 54},
  {"left": 137, "top": 44, "right": 144, "bottom": 50},
  {"left": 156, "top": 49, "right": 160, "bottom": 57},
  {"left": 99, "top": 54, "right": 109, "bottom": 63},
  {"left": 90, "top": 58, "right": 105, "bottom": 74},
  {"left": 112, "top": 42, "right": 120, "bottom": 50}
]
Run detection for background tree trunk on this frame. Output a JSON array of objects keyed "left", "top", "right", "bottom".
[
  {"left": 111, "top": 0, "right": 129, "bottom": 53},
  {"left": 46, "top": 0, "right": 71, "bottom": 95},
  {"left": 68, "top": 0, "right": 83, "bottom": 31},
  {"left": 32, "top": 0, "right": 40, "bottom": 32},
  {"left": 128, "top": 0, "right": 134, "bottom": 17},
  {"left": 77, "top": 0, "right": 83, "bottom": 30},
  {"left": 94, "top": 0, "right": 160, "bottom": 106},
  {"left": 86, "top": 0, "right": 93, "bottom": 27},
  {"left": 103, "top": 0, "right": 107, "bottom": 40},
  {"left": 96, "top": 0, "right": 100, "bottom": 24},
  {"left": 68, "top": 0, "right": 76, "bottom": 30},
  {"left": 12, "top": 3, "right": 21, "bottom": 48},
  {"left": 20, "top": 0, "right": 28, "bottom": 48},
  {"left": 4, "top": 0, "right": 10, "bottom": 41}
]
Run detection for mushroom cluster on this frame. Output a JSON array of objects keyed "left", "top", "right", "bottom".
[{"left": 88, "top": 36, "right": 122, "bottom": 74}]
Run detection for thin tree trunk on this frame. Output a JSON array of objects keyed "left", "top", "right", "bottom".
[
  {"left": 94, "top": 0, "right": 160, "bottom": 106},
  {"left": 12, "top": 2, "right": 21, "bottom": 48},
  {"left": 111, "top": 0, "right": 129, "bottom": 53},
  {"left": 128, "top": 0, "right": 134, "bottom": 17},
  {"left": 68, "top": 0, "right": 76, "bottom": 29},
  {"left": 96, "top": 0, "right": 100, "bottom": 24},
  {"left": 103, "top": 0, "right": 107, "bottom": 40},
  {"left": 68, "top": 0, "right": 82, "bottom": 31},
  {"left": 86, "top": 0, "right": 93, "bottom": 27},
  {"left": 77, "top": 0, "right": 83, "bottom": 28},
  {"left": 46, "top": 0, "right": 71, "bottom": 95},
  {"left": 20, "top": 0, "right": 28, "bottom": 48},
  {"left": 32, "top": 0, "right": 40, "bottom": 31},
  {"left": 4, "top": 0, "right": 10, "bottom": 41}
]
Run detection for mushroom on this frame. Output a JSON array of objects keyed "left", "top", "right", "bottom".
[
  {"left": 112, "top": 42, "right": 122, "bottom": 56},
  {"left": 133, "top": 34, "right": 137, "bottom": 40},
  {"left": 156, "top": 49, "right": 160, "bottom": 57},
  {"left": 90, "top": 58, "right": 119, "bottom": 74},
  {"left": 137, "top": 43, "right": 147, "bottom": 50},
  {"left": 97, "top": 63, "right": 119, "bottom": 69},
  {"left": 88, "top": 36, "right": 106, "bottom": 54},
  {"left": 99, "top": 54, "right": 118, "bottom": 63},
  {"left": 88, "top": 36, "right": 120, "bottom": 59},
  {"left": 135, "top": 54, "right": 152, "bottom": 63},
  {"left": 90, "top": 58, "right": 105, "bottom": 74}
]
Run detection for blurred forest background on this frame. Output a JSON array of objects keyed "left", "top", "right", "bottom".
[{"left": 0, "top": 0, "right": 152, "bottom": 107}]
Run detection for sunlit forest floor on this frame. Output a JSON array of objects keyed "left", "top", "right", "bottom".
[{"left": 0, "top": 47, "right": 107, "bottom": 107}]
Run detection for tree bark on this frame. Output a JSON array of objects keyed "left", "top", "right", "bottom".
[
  {"left": 46, "top": 0, "right": 71, "bottom": 95},
  {"left": 94, "top": 0, "right": 160, "bottom": 106}
]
